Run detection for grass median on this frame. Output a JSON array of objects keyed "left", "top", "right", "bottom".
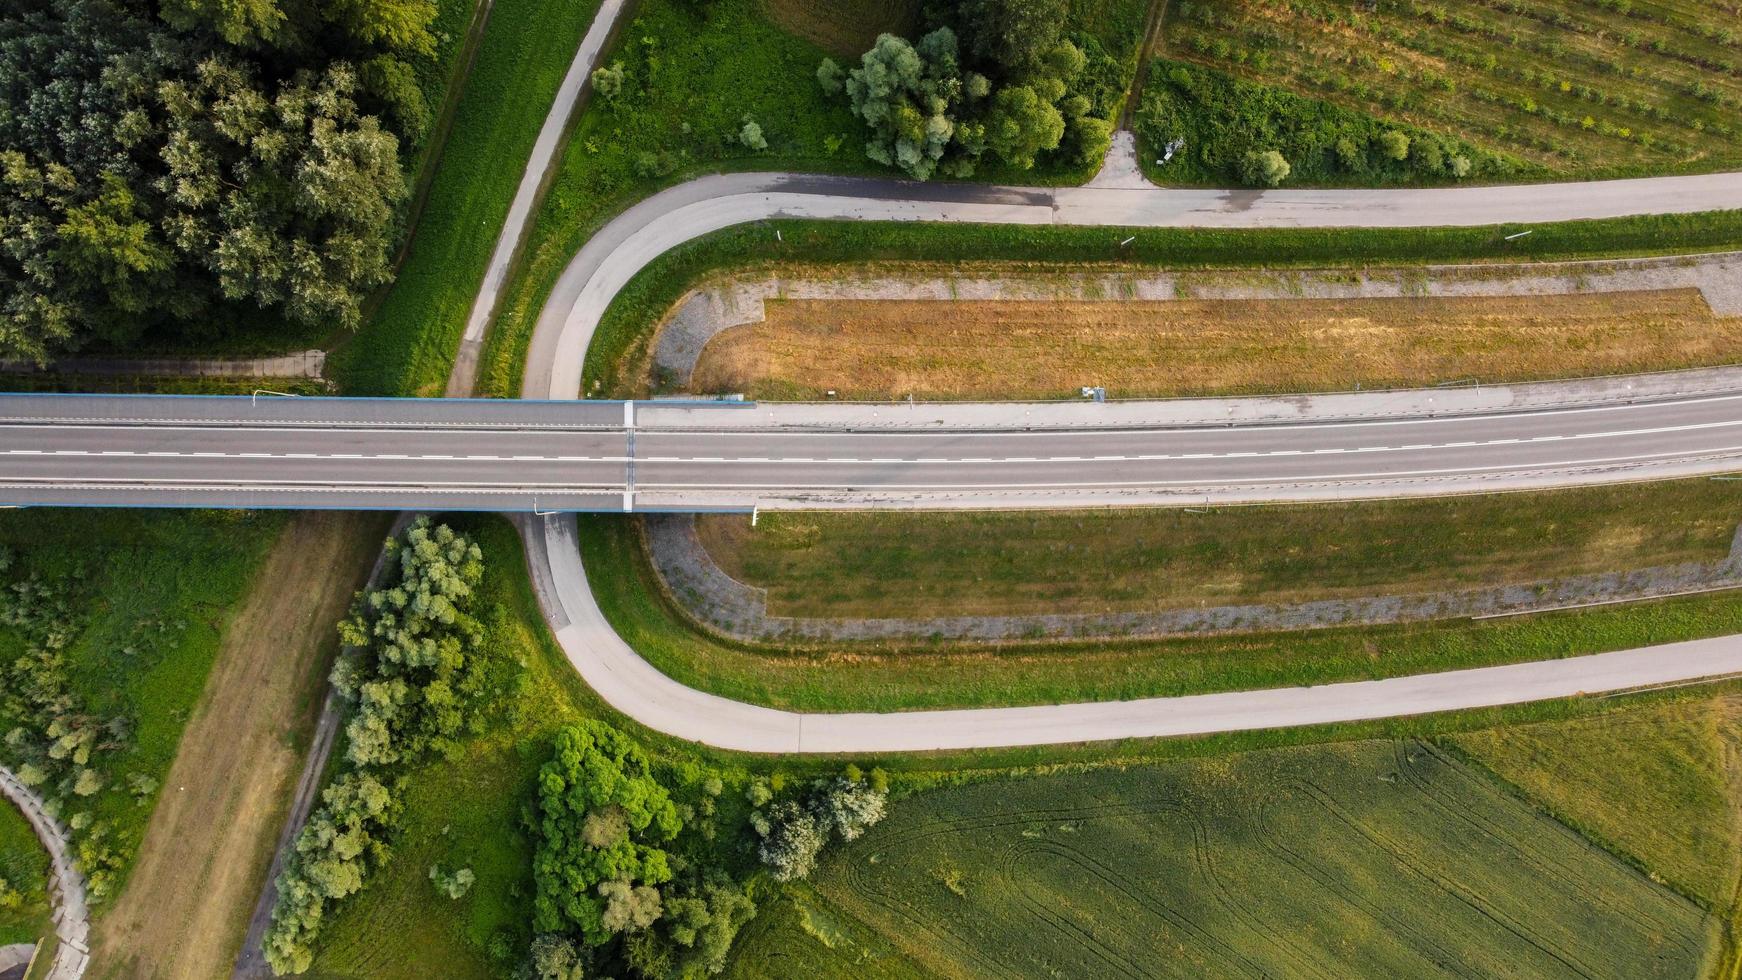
[
  {"left": 578, "top": 478, "right": 1742, "bottom": 713},
  {"left": 696, "top": 480, "right": 1742, "bottom": 619}
]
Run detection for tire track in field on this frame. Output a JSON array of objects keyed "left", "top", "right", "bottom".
[{"left": 1391, "top": 740, "right": 1707, "bottom": 959}]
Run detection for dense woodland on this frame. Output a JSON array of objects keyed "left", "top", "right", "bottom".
[{"left": 0, "top": 0, "right": 443, "bottom": 363}]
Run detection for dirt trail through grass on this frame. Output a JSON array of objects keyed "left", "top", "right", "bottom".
[{"left": 88, "top": 512, "right": 385, "bottom": 980}]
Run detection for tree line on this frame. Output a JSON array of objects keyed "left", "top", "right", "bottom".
[{"left": 1, "top": 0, "right": 444, "bottom": 363}]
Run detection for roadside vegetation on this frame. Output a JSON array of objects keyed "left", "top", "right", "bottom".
[
  {"left": 89, "top": 512, "right": 386, "bottom": 980},
  {"left": 0, "top": 509, "right": 285, "bottom": 907},
  {"left": 0, "top": 800, "right": 49, "bottom": 946},
  {"left": 0, "top": 0, "right": 466, "bottom": 365},
  {"left": 579, "top": 502, "right": 1742, "bottom": 712},
  {"left": 1156, "top": 0, "right": 1742, "bottom": 182},
  {"left": 690, "top": 288, "right": 1742, "bottom": 401},
  {"left": 475, "top": 209, "right": 1742, "bottom": 399},
  {"left": 328, "top": 0, "right": 605, "bottom": 396},
  {"left": 696, "top": 479, "right": 1742, "bottom": 618},
  {"left": 480, "top": 0, "right": 1149, "bottom": 396}
]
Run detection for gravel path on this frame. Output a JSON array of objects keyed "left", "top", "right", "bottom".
[{"left": 0, "top": 768, "right": 88, "bottom": 980}]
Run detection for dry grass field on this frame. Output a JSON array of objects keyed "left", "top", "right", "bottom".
[
  {"left": 761, "top": 0, "right": 920, "bottom": 57},
  {"left": 690, "top": 288, "right": 1742, "bottom": 400}
]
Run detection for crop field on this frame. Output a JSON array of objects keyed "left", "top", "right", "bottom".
[
  {"left": 1452, "top": 695, "right": 1742, "bottom": 907},
  {"left": 763, "top": 0, "right": 921, "bottom": 57},
  {"left": 0, "top": 799, "right": 48, "bottom": 947},
  {"left": 689, "top": 287, "right": 1742, "bottom": 401},
  {"left": 1163, "top": 0, "right": 1742, "bottom": 177},
  {"left": 695, "top": 478, "right": 1742, "bottom": 618},
  {"left": 774, "top": 740, "right": 1715, "bottom": 979}
]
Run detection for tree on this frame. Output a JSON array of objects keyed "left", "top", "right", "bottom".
[
  {"left": 528, "top": 934, "right": 586, "bottom": 980},
  {"left": 819, "top": 777, "right": 887, "bottom": 841},
  {"left": 953, "top": 0, "right": 1071, "bottom": 78},
  {"left": 1378, "top": 130, "right": 1411, "bottom": 161},
  {"left": 592, "top": 61, "right": 626, "bottom": 103},
  {"left": 816, "top": 58, "right": 845, "bottom": 95},
  {"left": 984, "top": 85, "right": 1065, "bottom": 170},
  {"left": 1240, "top": 149, "right": 1291, "bottom": 187},
  {"left": 754, "top": 799, "right": 830, "bottom": 882},
  {"left": 532, "top": 722, "right": 681, "bottom": 945},
  {"left": 655, "top": 878, "right": 756, "bottom": 976},
  {"left": 843, "top": 30, "right": 966, "bottom": 180}
]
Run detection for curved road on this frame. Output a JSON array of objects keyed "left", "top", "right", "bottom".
[{"left": 491, "top": 84, "right": 1742, "bottom": 750}]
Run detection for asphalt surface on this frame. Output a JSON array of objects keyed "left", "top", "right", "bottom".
[{"left": 6, "top": 387, "right": 1742, "bottom": 509}]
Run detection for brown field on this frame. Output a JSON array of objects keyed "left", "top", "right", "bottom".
[
  {"left": 761, "top": 0, "right": 920, "bottom": 58},
  {"left": 88, "top": 512, "right": 387, "bottom": 980},
  {"left": 689, "top": 288, "right": 1742, "bottom": 401}
]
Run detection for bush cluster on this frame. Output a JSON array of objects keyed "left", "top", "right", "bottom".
[
  {"left": 264, "top": 518, "right": 496, "bottom": 975},
  {"left": 749, "top": 766, "right": 889, "bottom": 882}
]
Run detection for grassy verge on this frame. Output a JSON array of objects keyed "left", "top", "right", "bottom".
[
  {"left": 327, "top": 0, "right": 606, "bottom": 396},
  {"left": 696, "top": 479, "right": 1742, "bottom": 618},
  {"left": 0, "top": 509, "right": 287, "bottom": 907},
  {"left": 1161, "top": 0, "right": 1742, "bottom": 179},
  {"left": 0, "top": 798, "right": 50, "bottom": 947},
  {"left": 690, "top": 287, "right": 1742, "bottom": 401},
  {"left": 479, "top": 0, "right": 1153, "bottom": 397},
  {"left": 88, "top": 512, "right": 387, "bottom": 979},
  {"left": 724, "top": 732, "right": 1721, "bottom": 978},
  {"left": 581, "top": 508, "right": 1742, "bottom": 712},
  {"left": 471, "top": 208, "right": 1742, "bottom": 398}
]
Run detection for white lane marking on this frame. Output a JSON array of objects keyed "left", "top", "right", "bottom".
[{"left": 634, "top": 443, "right": 1742, "bottom": 489}]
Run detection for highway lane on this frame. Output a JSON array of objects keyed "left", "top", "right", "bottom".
[{"left": 5, "top": 389, "right": 1742, "bottom": 509}]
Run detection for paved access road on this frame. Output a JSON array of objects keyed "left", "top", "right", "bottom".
[{"left": 5, "top": 387, "right": 1742, "bottom": 509}]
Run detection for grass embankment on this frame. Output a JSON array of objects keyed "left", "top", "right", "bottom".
[
  {"left": 481, "top": 210, "right": 1742, "bottom": 398},
  {"left": 0, "top": 510, "right": 286, "bottom": 905},
  {"left": 1162, "top": 0, "right": 1742, "bottom": 179},
  {"left": 477, "top": 0, "right": 1152, "bottom": 396},
  {"left": 0, "top": 800, "right": 49, "bottom": 947},
  {"left": 89, "top": 513, "right": 387, "bottom": 980},
  {"left": 725, "top": 734, "right": 1720, "bottom": 978},
  {"left": 697, "top": 480, "right": 1742, "bottom": 618},
  {"left": 691, "top": 288, "right": 1742, "bottom": 400},
  {"left": 327, "top": 0, "right": 605, "bottom": 396},
  {"left": 580, "top": 492, "right": 1742, "bottom": 713}
]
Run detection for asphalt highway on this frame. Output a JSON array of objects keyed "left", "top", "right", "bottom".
[{"left": 6, "top": 388, "right": 1742, "bottom": 510}]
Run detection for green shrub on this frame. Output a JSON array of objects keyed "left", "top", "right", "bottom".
[
  {"left": 1379, "top": 129, "right": 1411, "bottom": 160},
  {"left": 1240, "top": 148, "right": 1291, "bottom": 186}
]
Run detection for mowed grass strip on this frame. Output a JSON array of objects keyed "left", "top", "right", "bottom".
[
  {"left": 88, "top": 512, "right": 387, "bottom": 980},
  {"left": 583, "top": 511, "right": 1742, "bottom": 712},
  {"left": 755, "top": 740, "right": 1712, "bottom": 979},
  {"left": 690, "top": 288, "right": 1742, "bottom": 400},
  {"left": 328, "top": 0, "right": 603, "bottom": 396},
  {"left": 1451, "top": 695, "right": 1742, "bottom": 908},
  {"left": 696, "top": 480, "right": 1742, "bottom": 619}
]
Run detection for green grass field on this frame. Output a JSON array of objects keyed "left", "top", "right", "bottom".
[
  {"left": 327, "top": 0, "right": 605, "bottom": 396},
  {"left": 0, "top": 510, "right": 286, "bottom": 906},
  {"left": 580, "top": 509, "right": 1742, "bottom": 712},
  {"left": 729, "top": 738, "right": 1718, "bottom": 978},
  {"left": 1452, "top": 696, "right": 1742, "bottom": 908},
  {"left": 700, "top": 480, "right": 1742, "bottom": 618},
  {"left": 0, "top": 799, "right": 50, "bottom": 947},
  {"left": 486, "top": 209, "right": 1742, "bottom": 399},
  {"left": 1162, "top": 0, "right": 1742, "bottom": 179}
]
